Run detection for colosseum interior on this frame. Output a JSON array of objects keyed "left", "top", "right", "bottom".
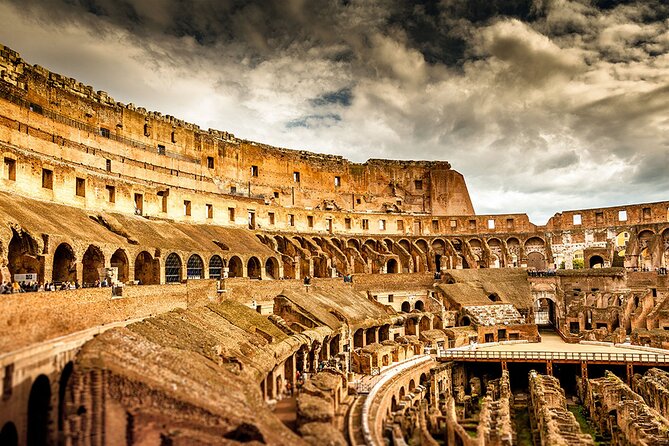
[{"left": 0, "top": 43, "right": 668, "bottom": 446}]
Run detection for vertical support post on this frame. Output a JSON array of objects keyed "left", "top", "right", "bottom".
[{"left": 626, "top": 363, "right": 634, "bottom": 386}]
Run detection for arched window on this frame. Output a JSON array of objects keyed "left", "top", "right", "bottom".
[
  {"left": 209, "top": 255, "right": 223, "bottom": 279},
  {"left": 186, "top": 254, "right": 204, "bottom": 279},
  {"left": 165, "top": 253, "right": 182, "bottom": 283}
]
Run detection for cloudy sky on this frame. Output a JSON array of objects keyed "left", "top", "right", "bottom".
[{"left": 1, "top": 0, "right": 667, "bottom": 223}]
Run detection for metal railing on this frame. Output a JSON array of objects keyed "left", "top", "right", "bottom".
[{"left": 437, "top": 349, "right": 669, "bottom": 363}]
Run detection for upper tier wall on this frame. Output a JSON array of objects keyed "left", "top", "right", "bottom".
[{"left": 0, "top": 44, "right": 474, "bottom": 217}]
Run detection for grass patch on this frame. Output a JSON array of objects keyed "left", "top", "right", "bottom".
[
  {"left": 568, "top": 404, "right": 600, "bottom": 445},
  {"left": 513, "top": 409, "right": 533, "bottom": 446}
]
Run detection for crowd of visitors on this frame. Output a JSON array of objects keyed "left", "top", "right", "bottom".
[{"left": 0, "top": 277, "right": 117, "bottom": 294}]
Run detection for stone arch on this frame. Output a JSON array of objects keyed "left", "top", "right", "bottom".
[
  {"left": 401, "top": 301, "right": 411, "bottom": 312},
  {"left": 265, "top": 257, "right": 280, "bottom": 279},
  {"left": 419, "top": 316, "right": 431, "bottom": 332},
  {"left": 433, "top": 315, "right": 443, "bottom": 329},
  {"left": 354, "top": 328, "right": 364, "bottom": 349},
  {"left": 527, "top": 251, "right": 546, "bottom": 270},
  {"left": 82, "top": 245, "right": 104, "bottom": 285},
  {"left": 208, "top": 255, "right": 224, "bottom": 279},
  {"left": 379, "top": 324, "right": 390, "bottom": 342},
  {"left": 409, "top": 379, "right": 416, "bottom": 391},
  {"left": 186, "top": 254, "right": 204, "bottom": 279},
  {"left": 399, "top": 386, "right": 406, "bottom": 400},
  {"left": 247, "top": 256, "right": 262, "bottom": 279},
  {"left": 460, "top": 315, "right": 471, "bottom": 326},
  {"left": 0, "top": 422, "right": 18, "bottom": 446},
  {"left": 391, "top": 395, "right": 398, "bottom": 412},
  {"left": 415, "top": 239, "right": 429, "bottom": 253},
  {"left": 228, "top": 256, "right": 243, "bottom": 278},
  {"left": 28, "top": 374, "right": 51, "bottom": 446},
  {"left": 58, "top": 362, "right": 73, "bottom": 435},
  {"left": 406, "top": 318, "right": 417, "bottom": 335},
  {"left": 386, "top": 258, "right": 399, "bottom": 274},
  {"left": 415, "top": 300, "right": 425, "bottom": 311},
  {"left": 330, "top": 334, "right": 340, "bottom": 356},
  {"left": 110, "top": 249, "right": 129, "bottom": 283},
  {"left": 134, "top": 251, "right": 159, "bottom": 285},
  {"left": 399, "top": 239, "right": 411, "bottom": 252},
  {"left": 165, "top": 252, "right": 182, "bottom": 283},
  {"left": 8, "top": 228, "right": 42, "bottom": 282},
  {"left": 347, "top": 238, "right": 361, "bottom": 251},
  {"left": 52, "top": 243, "right": 76, "bottom": 283},
  {"left": 589, "top": 255, "right": 604, "bottom": 269}
]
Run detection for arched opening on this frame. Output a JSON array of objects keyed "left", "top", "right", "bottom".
[
  {"left": 165, "top": 253, "right": 182, "bottom": 283},
  {"left": 52, "top": 243, "right": 76, "bottom": 283},
  {"left": 401, "top": 301, "right": 411, "bottom": 312},
  {"left": 419, "top": 316, "right": 431, "bottom": 332},
  {"left": 0, "top": 423, "right": 18, "bottom": 446},
  {"left": 399, "top": 387, "right": 406, "bottom": 400},
  {"left": 379, "top": 325, "right": 390, "bottom": 342},
  {"left": 8, "top": 229, "right": 42, "bottom": 283},
  {"left": 433, "top": 315, "right": 443, "bottom": 329},
  {"left": 490, "top": 254, "right": 500, "bottom": 269},
  {"left": 330, "top": 335, "right": 340, "bottom": 356},
  {"left": 391, "top": 395, "right": 398, "bottom": 412},
  {"left": 414, "top": 300, "right": 425, "bottom": 311},
  {"left": 535, "top": 298, "right": 556, "bottom": 326},
  {"left": 58, "top": 362, "right": 73, "bottom": 434},
  {"left": 247, "top": 257, "right": 261, "bottom": 279},
  {"left": 527, "top": 251, "right": 546, "bottom": 270},
  {"left": 27, "top": 375, "right": 51, "bottom": 446},
  {"left": 110, "top": 249, "right": 129, "bottom": 283},
  {"left": 228, "top": 256, "right": 243, "bottom": 278},
  {"left": 366, "top": 328, "right": 376, "bottom": 345},
  {"left": 409, "top": 379, "right": 416, "bottom": 391},
  {"left": 354, "top": 329, "right": 364, "bottom": 349},
  {"left": 386, "top": 258, "right": 399, "bottom": 274},
  {"left": 460, "top": 316, "right": 471, "bottom": 326},
  {"left": 399, "top": 239, "right": 411, "bottom": 252},
  {"left": 420, "top": 373, "right": 428, "bottom": 387},
  {"left": 82, "top": 245, "right": 104, "bottom": 285},
  {"left": 208, "top": 255, "right": 223, "bottom": 279},
  {"left": 186, "top": 254, "right": 204, "bottom": 279},
  {"left": 589, "top": 255, "right": 604, "bottom": 269},
  {"left": 134, "top": 251, "right": 159, "bottom": 285},
  {"left": 406, "top": 318, "right": 417, "bottom": 336},
  {"left": 265, "top": 257, "right": 279, "bottom": 279}
]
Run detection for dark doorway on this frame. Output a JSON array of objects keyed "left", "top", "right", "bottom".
[{"left": 27, "top": 375, "right": 51, "bottom": 446}]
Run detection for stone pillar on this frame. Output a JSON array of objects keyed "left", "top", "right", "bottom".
[
  {"left": 546, "top": 360, "right": 553, "bottom": 376},
  {"left": 501, "top": 361, "right": 508, "bottom": 372},
  {"left": 626, "top": 363, "right": 634, "bottom": 386},
  {"left": 581, "top": 361, "right": 588, "bottom": 382}
]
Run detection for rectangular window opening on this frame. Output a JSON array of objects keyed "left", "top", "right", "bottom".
[
  {"left": 106, "top": 185, "right": 115, "bottom": 203},
  {"left": 134, "top": 193, "right": 143, "bottom": 215},
  {"left": 288, "top": 214, "right": 295, "bottom": 226},
  {"left": 105, "top": 159, "right": 112, "bottom": 172},
  {"left": 432, "top": 220, "right": 439, "bottom": 231},
  {"left": 414, "top": 179, "right": 423, "bottom": 190},
  {"left": 362, "top": 219, "right": 369, "bottom": 230},
  {"left": 42, "top": 168, "right": 53, "bottom": 189},
  {"left": 269, "top": 212, "right": 275, "bottom": 225},
  {"left": 379, "top": 219, "right": 386, "bottom": 231},
  {"left": 307, "top": 215, "right": 314, "bottom": 228},
  {"left": 157, "top": 144, "right": 166, "bottom": 155},
  {"left": 207, "top": 157, "right": 214, "bottom": 169},
  {"left": 4, "top": 158, "right": 16, "bottom": 181},
  {"left": 345, "top": 218, "right": 352, "bottom": 230},
  {"left": 75, "top": 177, "right": 86, "bottom": 197},
  {"left": 293, "top": 171, "right": 301, "bottom": 183},
  {"left": 100, "top": 127, "right": 110, "bottom": 138},
  {"left": 184, "top": 200, "right": 191, "bottom": 216},
  {"left": 397, "top": 220, "right": 404, "bottom": 231},
  {"left": 618, "top": 210, "right": 627, "bottom": 221},
  {"left": 334, "top": 176, "right": 341, "bottom": 187},
  {"left": 573, "top": 214, "right": 582, "bottom": 225},
  {"left": 228, "top": 207, "right": 235, "bottom": 222},
  {"left": 251, "top": 165, "right": 259, "bottom": 177},
  {"left": 206, "top": 204, "right": 213, "bottom": 219}
]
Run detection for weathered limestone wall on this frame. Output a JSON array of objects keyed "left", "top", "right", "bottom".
[
  {"left": 0, "top": 280, "right": 217, "bottom": 353},
  {"left": 585, "top": 370, "right": 669, "bottom": 446},
  {"left": 529, "top": 370, "right": 595, "bottom": 446}
]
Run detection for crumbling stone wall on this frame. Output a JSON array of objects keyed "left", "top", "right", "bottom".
[
  {"left": 529, "top": 370, "right": 595, "bottom": 446},
  {"left": 585, "top": 370, "right": 669, "bottom": 446}
]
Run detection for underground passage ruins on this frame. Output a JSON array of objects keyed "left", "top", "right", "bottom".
[{"left": 0, "top": 43, "right": 669, "bottom": 446}]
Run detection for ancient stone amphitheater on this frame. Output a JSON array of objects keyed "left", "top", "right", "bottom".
[{"left": 0, "top": 43, "right": 668, "bottom": 446}]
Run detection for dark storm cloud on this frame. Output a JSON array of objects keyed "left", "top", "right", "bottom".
[{"left": 0, "top": 0, "right": 667, "bottom": 222}]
